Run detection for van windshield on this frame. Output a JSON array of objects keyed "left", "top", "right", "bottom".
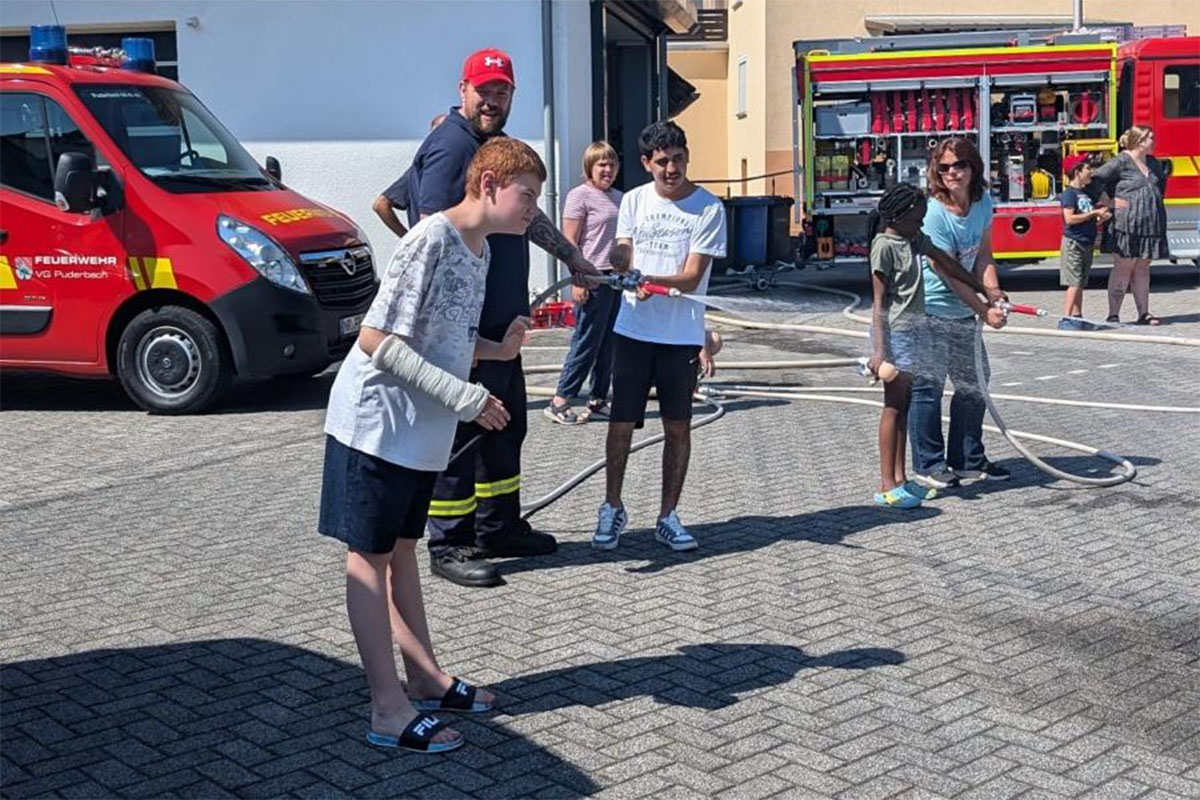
[{"left": 74, "top": 84, "right": 273, "bottom": 193}]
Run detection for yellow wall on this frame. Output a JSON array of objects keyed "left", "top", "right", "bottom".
[
  {"left": 727, "top": 0, "right": 768, "bottom": 196},
  {"left": 668, "top": 48, "right": 730, "bottom": 192}
]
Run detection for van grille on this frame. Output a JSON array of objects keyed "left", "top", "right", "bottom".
[{"left": 297, "top": 246, "right": 377, "bottom": 308}]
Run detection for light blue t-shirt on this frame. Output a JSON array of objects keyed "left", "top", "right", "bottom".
[{"left": 921, "top": 194, "right": 993, "bottom": 318}]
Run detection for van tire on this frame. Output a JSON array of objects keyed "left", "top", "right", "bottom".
[{"left": 116, "top": 306, "right": 232, "bottom": 414}]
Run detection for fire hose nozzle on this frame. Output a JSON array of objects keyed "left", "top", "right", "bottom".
[
  {"left": 856, "top": 357, "right": 899, "bottom": 384},
  {"left": 994, "top": 301, "right": 1047, "bottom": 317},
  {"left": 603, "top": 269, "right": 644, "bottom": 292},
  {"left": 603, "top": 271, "right": 680, "bottom": 297},
  {"left": 641, "top": 282, "right": 680, "bottom": 298}
]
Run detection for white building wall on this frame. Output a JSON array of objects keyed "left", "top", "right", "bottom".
[{"left": 6, "top": 0, "right": 593, "bottom": 291}]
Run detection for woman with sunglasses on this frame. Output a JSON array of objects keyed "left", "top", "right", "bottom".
[
  {"left": 908, "top": 138, "right": 1009, "bottom": 491},
  {"left": 1091, "top": 125, "right": 1169, "bottom": 325}
]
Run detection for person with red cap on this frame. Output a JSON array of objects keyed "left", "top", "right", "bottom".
[
  {"left": 380, "top": 48, "right": 598, "bottom": 589},
  {"left": 1059, "top": 154, "right": 1111, "bottom": 329}
]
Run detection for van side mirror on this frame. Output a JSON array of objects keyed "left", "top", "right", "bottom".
[
  {"left": 53, "top": 152, "right": 97, "bottom": 213},
  {"left": 265, "top": 156, "right": 282, "bottom": 181}
]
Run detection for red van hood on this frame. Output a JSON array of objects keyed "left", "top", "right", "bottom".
[{"left": 203, "top": 188, "right": 365, "bottom": 256}]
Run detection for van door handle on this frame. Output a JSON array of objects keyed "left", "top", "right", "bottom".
[{"left": 0, "top": 228, "right": 7, "bottom": 244}]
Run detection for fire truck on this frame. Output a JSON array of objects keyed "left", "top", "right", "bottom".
[
  {"left": 791, "top": 27, "right": 1200, "bottom": 267},
  {"left": 0, "top": 26, "right": 378, "bottom": 413}
]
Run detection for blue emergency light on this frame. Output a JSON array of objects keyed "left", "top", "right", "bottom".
[
  {"left": 29, "top": 25, "right": 68, "bottom": 64},
  {"left": 121, "top": 37, "right": 156, "bottom": 73}
]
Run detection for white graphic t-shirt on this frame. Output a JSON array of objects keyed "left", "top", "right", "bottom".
[
  {"left": 324, "top": 214, "right": 488, "bottom": 471},
  {"left": 613, "top": 183, "right": 727, "bottom": 346}
]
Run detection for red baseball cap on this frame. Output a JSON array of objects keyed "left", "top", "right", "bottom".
[
  {"left": 1062, "top": 154, "right": 1090, "bottom": 176},
  {"left": 462, "top": 48, "right": 515, "bottom": 87}
]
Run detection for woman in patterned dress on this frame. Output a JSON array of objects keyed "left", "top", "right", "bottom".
[{"left": 1092, "top": 125, "right": 1170, "bottom": 325}]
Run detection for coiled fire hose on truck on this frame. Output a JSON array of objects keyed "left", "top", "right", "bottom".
[{"left": 455, "top": 273, "right": 1199, "bottom": 519}]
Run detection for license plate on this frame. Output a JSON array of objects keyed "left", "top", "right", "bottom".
[{"left": 339, "top": 313, "right": 365, "bottom": 337}]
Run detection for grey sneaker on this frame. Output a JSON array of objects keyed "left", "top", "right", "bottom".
[
  {"left": 655, "top": 510, "right": 698, "bottom": 551},
  {"left": 592, "top": 502, "right": 627, "bottom": 550},
  {"left": 912, "top": 470, "right": 960, "bottom": 490},
  {"left": 953, "top": 461, "right": 1011, "bottom": 481}
]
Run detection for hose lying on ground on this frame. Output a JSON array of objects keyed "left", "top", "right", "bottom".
[{"left": 482, "top": 277, "right": 1197, "bottom": 516}]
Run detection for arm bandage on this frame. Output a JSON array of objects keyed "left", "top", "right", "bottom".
[{"left": 371, "top": 335, "right": 489, "bottom": 422}]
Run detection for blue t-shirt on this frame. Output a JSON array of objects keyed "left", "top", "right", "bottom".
[
  {"left": 405, "top": 107, "right": 530, "bottom": 341},
  {"left": 381, "top": 166, "right": 414, "bottom": 214},
  {"left": 921, "top": 194, "right": 993, "bottom": 319},
  {"left": 1060, "top": 186, "right": 1097, "bottom": 246}
]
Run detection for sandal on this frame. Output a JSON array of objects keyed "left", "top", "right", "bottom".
[
  {"left": 411, "top": 677, "right": 493, "bottom": 714},
  {"left": 579, "top": 398, "right": 609, "bottom": 421},
  {"left": 902, "top": 481, "right": 938, "bottom": 501},
  {"left": 542, "top": 400, "right": 582, "bottom": 425},
  {"left": 366, "top": 713, "right": 463, "bottom": 753},
  {"left": 873, "top": 486, "right": 922, "bottom": 509},
  {"left": 1135, "top": 313, "right": 1161, "bottom": 326}
]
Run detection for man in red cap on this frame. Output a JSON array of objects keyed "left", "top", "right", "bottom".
[
  {"left": 1059, "top": 153, "right": 1111, "bottom": 329},
  {"left": 381, "top": 48, "right": 598, "bottom": 588}
]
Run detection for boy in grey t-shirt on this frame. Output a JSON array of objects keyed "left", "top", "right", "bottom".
[{"left": 319, "top": 139, "right": 545, "bottom": 754}]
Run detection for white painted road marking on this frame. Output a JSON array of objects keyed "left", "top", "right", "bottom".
[
  {"left": 1034, "top": 375, "right": 1059, "bottom": 381},
  {"left": 1000, "top": 381, "right": 1024, "bottom": 387},
  {"left": 1098, "top": 363, "right": 1123, "bottom": 369},
  {"left": 1067, "top": 369, "right": 1089, "bottom": 375}
]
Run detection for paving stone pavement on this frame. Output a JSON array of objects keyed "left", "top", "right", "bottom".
[{"left": 1, "top": 263, "right": 1198, "bottom": 799}]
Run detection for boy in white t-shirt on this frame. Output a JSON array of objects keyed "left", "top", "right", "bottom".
[
  {"left": 592, "top": 121, "right": 727, "bottom": 553},
  {"left": 320, "top": 139, "right": 544, "bottom": 753}
]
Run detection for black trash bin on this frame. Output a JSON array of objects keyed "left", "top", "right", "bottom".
[{"left": 716, "top": 195, "right": 794, "bottom": 274}]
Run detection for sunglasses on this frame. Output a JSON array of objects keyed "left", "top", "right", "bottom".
[{"left": 936, "top": 159, "right": 971, "bottom": 174}]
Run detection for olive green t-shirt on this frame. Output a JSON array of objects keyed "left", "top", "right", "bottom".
[{"left": 870, "top": 231, "right": 937, "bottom": 326}]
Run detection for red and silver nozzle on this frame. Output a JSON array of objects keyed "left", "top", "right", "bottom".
[{"left": 994, "top": 301, "right": 1047, "bottom": 317}]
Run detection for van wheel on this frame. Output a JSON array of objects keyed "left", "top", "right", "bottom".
[{"left": 116, "top": 306, "right": 232, "bottom": 414}]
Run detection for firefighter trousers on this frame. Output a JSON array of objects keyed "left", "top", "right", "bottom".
[{"left": 427, "top": 356, "right": 526, "bottom": 554}]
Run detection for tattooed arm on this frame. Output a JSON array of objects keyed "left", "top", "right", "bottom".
[{"left": 527, "top": 208, "right": 600, "bottom": 284}]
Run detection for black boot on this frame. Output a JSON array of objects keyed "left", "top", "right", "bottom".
[
  {"left": 429, "top": 547, "right": 504, "bottom": 587},
  {"left": 476, "top": 519, "right": 557, "bottom": 558}
]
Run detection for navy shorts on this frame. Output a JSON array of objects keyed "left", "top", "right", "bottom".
[
  {"left": 610, "top": 334, "right": 700, "bottom": 428},
  {"left": 318, "top": 436, "right": 437, "bottom": 553}
]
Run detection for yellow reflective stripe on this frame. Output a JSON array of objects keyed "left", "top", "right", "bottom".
[
  {"left": 995, "top": 250, "right": 1061, "bottom": 259},
  {"left": 0, "top": 256, "right": 16, "bottom": 290},
  {"left": 0, "top": 65, "right": 52, "bottom": 74},
  {"left": 1167, "top": 157, "right": 1199, "bottom": 177},
  {"left": 428, "top": 496, "right": 477, "bottom": 517},
  {"left": 1164, "top": 198, "right": 1200, "bottom": 206},
  {"left": 128, "top": 256, "right": 177, "bottom": 290},
  {"left": 475, "top": 475, "right": 521, "bottom": 498},
  {"left": 127, "top": 257, "right": 147, "bottom": 290}
]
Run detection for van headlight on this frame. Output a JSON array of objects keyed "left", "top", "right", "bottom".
[{"left": 217, "top": 215, "right": 310, "bottom": 294}]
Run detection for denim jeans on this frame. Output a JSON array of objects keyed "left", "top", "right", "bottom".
[
  {"left": 908, "top": 315, "right": 991, "bottom": 474},
  {"left": 555, "top": 285, "right": 619, "bottom": 401}
]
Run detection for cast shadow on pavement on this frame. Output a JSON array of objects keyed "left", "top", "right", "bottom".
[
  {"left": 0, "top": 639, "right": 600, "bottom": 799},
  {"left": 502, "top": 504, "right": 941, "bottom": 578},
  {"left": 0, "top": 373, "right": 337, "bottom": 414},
  {"left": 490, "top": 642, "right": 905, "bottom": 716},
  {"left": 948, "top": 454, "right": 1162, "bottom": 500}
]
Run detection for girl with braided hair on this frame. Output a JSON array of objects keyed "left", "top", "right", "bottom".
[{"left": 868, "top": 183, "right": 1005, "bottom": 508}]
